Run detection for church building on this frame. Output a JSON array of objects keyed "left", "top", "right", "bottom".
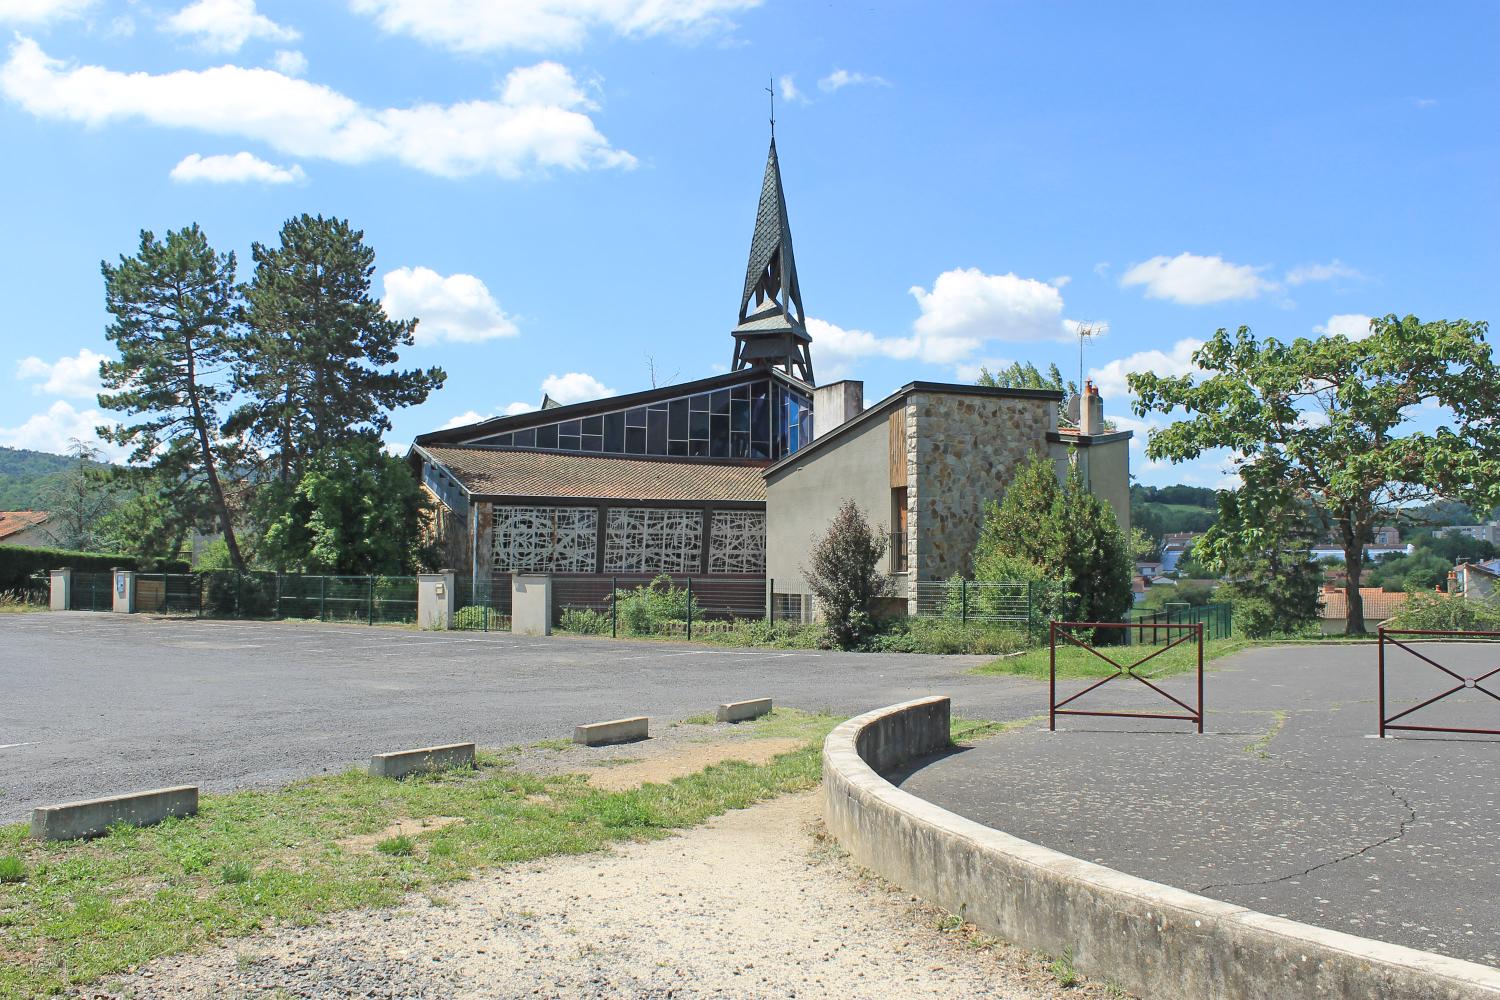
[{"left": 409, "top": 138, "right": 1131, "bottom": 619}]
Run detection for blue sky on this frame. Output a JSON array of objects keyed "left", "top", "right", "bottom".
[{"left": 1, "top": 0, "right": 1495, "bottom": 487}]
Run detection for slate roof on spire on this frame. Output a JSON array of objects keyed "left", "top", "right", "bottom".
[{"left": 736, "top": 139, "right": 806, "bottom": 336}]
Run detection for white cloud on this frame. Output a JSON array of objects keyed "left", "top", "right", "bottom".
[
  {"left": 169, "top": 151, "right": 305, "bottom": 183},
  {"left": 350, "top": 0, "right": 757, "bottom": 53},
  {"left": 909, "top": 268, "right": 1073, "bottom": 362},
  {"left": 1313, "top": 313, "right": 1374, "bottom": 340},
  {"left": 0, "top": 399, "right": 126, "bottom": 459},
  {"left": 541, "top": 371, "right": 614, "bottom": 404},
  {"left": 441, "top": 409, "right": 490, "bottom": 429},
  {"left": 165, "top": 0, "right": 298, "bottom": 52},
  {"left": 1284, "top": 259, "right": 1362, "bottom": 286},
  {"left": 818, "top": 69, "right": 887, "bottom": 92},
  {"left": 381, "top": 266, "right": 519, "bottom": 344},
  {"left": 777, "top": 73, "right": 804, "bottom": 104},
  {"left": 0, "top": 37, "right": 635, "bottom": 179},
  {"left": 15, "top": 348, "right": 106, "bottom": 398},
  {"left": 1120, "top": 252, "right": 1277, "bottom": 305},
  {"left": 0, "top": 0, "right": 95, "bottom": 25},
  {"left": 1087, "top": 338, "right": 1203, "bottom": 407},
  {"left": 271, "top": 48, "right": 306, "bottom": 76},
  {"left": 504, "top": 401, "right": 538, "bottom": 415}
]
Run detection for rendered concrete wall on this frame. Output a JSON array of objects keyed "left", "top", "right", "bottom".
[
  {"left": 512, "top": 574, "right": 552, "bottom": 636},
  {"left": 1051, "top": 434, "right": 1133, "bottom": 538},
  {"left": 368, "top": 742, "right": 476, "bottom": 779},
  {"left": 766, "top": 400, "right": 900, "bottom": 599},
  {"left": 31, "top": 786, "right": 198, "bottom": 841},
  {"left": 49, "top": 567, "right": 70, "bottom": 611},
  {"left": 417, "top": 570, "right": 455, "bottom": 630},
  {"left": 112, "top": 569, "right": 136, "bottom": 614},
  {"left": 813, "top": 380, "right": 864, "bottom": 439},
  {"left": 822, "top": 699, "right": 1500, "bottom": 1000}
]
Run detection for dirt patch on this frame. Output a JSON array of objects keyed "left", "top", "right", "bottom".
[
  {"left": 335, "top": 816, "right": 464, "bottom": 852},
  {"left": 105, "top": 793, "right": 1129, "bottom": 1000},
  {"left": 584, "top": 737, "right": 805, "bottom": 791}
]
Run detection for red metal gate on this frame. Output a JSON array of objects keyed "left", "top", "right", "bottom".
[
  {"left": 1049, "top": 621, "right": 1204, "bottom": 733},
  {"left": 1377, "top": 627, "right": 1500, "bottom": 738}
]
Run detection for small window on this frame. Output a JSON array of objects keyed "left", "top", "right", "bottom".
[
  {"left": 581, "top": 415, "right": 603, "bottom": 436},
  {"left": 891, "top": 487, "right": 909, "bottom": 573},
  {"left": 536, "top": 424, "right": 559, "bottom": 449},
  {"left": 514, "top": 428, "right": 536, "bottom": 448},
  {"left": 603, "top": 412, "right": 625, "bottom": 453}
]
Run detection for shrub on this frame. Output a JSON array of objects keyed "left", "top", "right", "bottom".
[
  {"left": 452, "top": 605, "right": 497, "bottom": 630},
  {"left": 612, "top": 575, "right": 701, "bottom": 635},
  {"left": 866, "top": 618, "right": 1028, "bottom": 655},
  {"left": 0, "top": 545, "right": 187, "bottom": 593},
  {"left": 1387, "top": 591, "right": 1500, "bottom": 631},
  {"left": 804, "top": 500, "right": 890, "bottom": 649},
  {"left": 557, "top": 607, "right": 610, "bottom": 634}
]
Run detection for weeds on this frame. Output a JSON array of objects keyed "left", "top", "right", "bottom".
[
  {"left": 219, "top": 861, "right": 252, "bottom": 885},
  {"left": 375, "top": 835, "right": 415, "bottom": 856},
  {"left": 1048, "top": 948, "right": 1080, "bottom": 987},
  {"left": 0, "top": 855, "right": 25, "bottom": 883}
]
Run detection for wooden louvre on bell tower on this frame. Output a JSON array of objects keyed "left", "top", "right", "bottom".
[{"left": 731, "top": 139, "right": 815, "bottom": 385}]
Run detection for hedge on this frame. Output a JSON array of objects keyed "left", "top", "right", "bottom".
[{"left": 0, "top": 545, "right": 188, "bottom": 593}]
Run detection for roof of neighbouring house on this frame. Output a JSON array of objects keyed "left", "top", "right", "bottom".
[
  {"left": 0, "top": 510, "right": 48, "bottom": 540},
  {"left": 413, "top": 446, "right": 768, "bottom": 503},
  {"left": 1318, "top": 587, "right": 1428, "bottom": 620}
]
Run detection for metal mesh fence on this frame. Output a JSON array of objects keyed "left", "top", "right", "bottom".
[
  {"left": 1125, "top": 602, "right": 1233, "bottom": 644},
  {"left": 552, "top": 574, "right": 772, "bottom": 639},
  {"left": 452, "top": 576, "right": 510, "bottom": 631}
]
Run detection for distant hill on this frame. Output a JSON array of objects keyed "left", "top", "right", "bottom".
[
  {"left": 1131, "top": 484, "right": 1220, "bottom": 543},
  {"left": 0, "top": 446, "right": 114, "bottom": 511}
]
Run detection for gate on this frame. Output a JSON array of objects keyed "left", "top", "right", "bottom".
[
  {"left": 1377, "top": 627, "right": 1500, "bottom": 738},
  {"left": 1049, "top": 621, "right": 1204, "bottom": 732},
  {"left": 68, "top": 571, "right": 113, "bottom": 612}
]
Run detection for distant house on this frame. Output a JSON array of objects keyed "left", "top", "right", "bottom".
[
  {"left": 0, "top": 511, "right": 50, "bottom": 548},
  {"left": 1437, "top": 522, "right": 1500, "bottom": 545},
  {"left": 1371, "top": 525, "right": 1401, "bottom": 546},
  {"left": 1135, "top": 560, "right": 1162, "bottom": 579},
  {"left": 1159, "top": 532, "right": 1198, "bottom": 574},
  {"left": 1131, "top": 575, "right": 1149, "bottom": 603},
  {"left": 1316, "top": 585, "right": 1428, "bottom": 634},
  {"left": 1454, "top": 562, "right": 1500, "bottom": 602},
  {"left": 1309, "top": 543, "right": 1413, "bottom": 562}
]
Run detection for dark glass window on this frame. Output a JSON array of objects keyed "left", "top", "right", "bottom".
[
  {"left": 731, "top": 398, "right": 749, "bottom": 434},
  {"left": 690, "top": 394, "right": 709, "bottom": 412},
  {"left": 732, "top": 384, "right": 749, "bottom": 402},
  {"left": 492, "top": 432, "right": 514, "bottom": 446},
  {"left": 626, "top": 426, "right": 646, "bottom": 454},
  {"left": 581, "top": 414, "right": 603, "bottom": 436},
  {"left": 731, "top": 431, "right": 750, "bottom": 458},
  {"left": 582, "top": 434, "right": 603, "bottom": 453},
  {"left": 668, "top": 440, "right": 688, "bottom": 457},
  {"left": 603, "top": 412, "right": 624, "bottom": 453},
  {"left": 668, "top": 399, "right": 688, "bottom": 441},
  {"left": 626, "top": 407, "right": 647, "bottom": 428},
  {"left": 536, "top": 424, "right": 559, "bottom": 449},
  {"left": 647, "top": 408, "right": 668, "bottom": 454},
  {"left": 689, "top": 408, "right": 709, "bottom": 442},
  {"left": 514, "top": 428, "right": 536, "bottom": 448},
  {"left": 710, "top": 413, "right": 730, "bottom": 457},
  {"left": 560, "top": 420, "right": 580, "bottom": 438},
  {"left": 711, "top": 389, "right": 730, "bottom": 415},
  {"left": 689, "top": 438, "right": 709, "bottom": 457}
]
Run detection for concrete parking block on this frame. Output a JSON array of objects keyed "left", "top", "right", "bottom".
[
  {"left": 716, "top": 698, "right": 773, "bottom": 723},
  {"left": 368, "top": 742, "right": 476, "bottom": 779},
  {"left": 30, "top": 786, "right": 198, "bottom": 841},
  {"left": 574, "top": 716, "right": 649, "bottom": 746}
]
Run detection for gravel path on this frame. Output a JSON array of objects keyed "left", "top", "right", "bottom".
[{"left": 92, "top": 793, "right": 1124, "bottom": 1000}]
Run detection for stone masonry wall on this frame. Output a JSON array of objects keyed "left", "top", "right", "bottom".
[{"left": 907, "top": 392, "right": 1056, "bottom": 585}]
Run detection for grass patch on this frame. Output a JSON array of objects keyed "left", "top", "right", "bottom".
[
  {"left": 0, "top": 709, "right": 843, "bottom": 999},
  {"left": 374, "top": 835, "right": 415, "bottom": 857},
  {"left": 1047, "top": 948, "right": 1080, "bottom": 988},
  {"left": 0, "top": 856, "right": 25, "bottom": 883},
  {"left": 973, "top": 636, "right": 1252, "bottom": 680},
  {"left": 950, "top": 715, "right": 1046, "bottom": 743},
  {"left": 672, "top": 712, "right": 718, "bottom": 727}
]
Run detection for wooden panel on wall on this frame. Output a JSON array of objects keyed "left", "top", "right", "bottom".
[{"left": 888, "top": 408, "right": 908, "bottom": 488}]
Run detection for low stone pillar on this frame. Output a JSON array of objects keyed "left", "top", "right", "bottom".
[
  {"left": 512, "top": 574, "right": 552, "bottom": 636},
  {"left": 417, "top": 570, "right": 456, "bottom": 630},
  {"left": 49, "top": 568, "right": 71, "bottom": 611},
  {"left": 112, "top": 568, "right": 137, "bottom": 614}
]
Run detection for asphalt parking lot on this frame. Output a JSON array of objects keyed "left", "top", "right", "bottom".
[
  {"left": 899, "top": 641, "right": 1500, "bottom": 965},
  {"left": 0, "top": 611, "right": 1040, "bottom": 821}
]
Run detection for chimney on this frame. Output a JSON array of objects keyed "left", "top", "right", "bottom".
[
  {"left": 812, "top": 380, "right": 864, "bottom": 440},
  {"left": 1079, "top": 380, "right": 1106, "bottom": 435}
]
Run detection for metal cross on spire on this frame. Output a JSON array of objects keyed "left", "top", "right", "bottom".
[{"left": 766, "top": 76, "right": 775, "bottom": 139}]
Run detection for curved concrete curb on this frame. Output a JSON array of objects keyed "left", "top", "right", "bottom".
[{"left": 822, "top": 696, "right": 1500, "bottom": 1000}]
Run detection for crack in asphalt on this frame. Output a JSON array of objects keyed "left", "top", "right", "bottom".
[{"left": 1194, "top": 785, "right": 1417, "bottom": 894}]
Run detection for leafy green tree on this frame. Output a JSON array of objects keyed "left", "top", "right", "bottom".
[
  {"left": 256, "top": 437, "right": 433, "bottom": 575},
  {"left": 97, "top": 467, "right": 203, "bottom": 564},
  {"left": 1205, "top": 493, "right": 1323, "bottom": 637},
  {"left": 1131, "top": 316, "right": 1500, "bottom": 635},
  {"left": 231, "top": 214, "right": 445, "bottom": 486},
  {"left": 99, "top": 226, "right": 246, "bottom": 568},
  {"left": 803, "top": 500, "right": 891, "bottom": 649},
  {"left": 34, "top": 439, "right": 118, "bottom": 551},
  {"left": 970, "top": 451, "right": 1132, "bottom": 624},
  {"left": 1365, "top": 550, "right": 1453, "bottom": 593},
  {"left": 977, "top": 361, "right": 1078, "bottom": 426}
]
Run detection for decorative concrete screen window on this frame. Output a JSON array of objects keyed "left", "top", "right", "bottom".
[
  {"left": 605, "top": 508, "right": 702, "bottom": 573},
  {"left": 708, "top": 511, "right": 766, "bottom": 574},
  {"left": 492, "top": 506, "right": 598, "bottom": 573}
]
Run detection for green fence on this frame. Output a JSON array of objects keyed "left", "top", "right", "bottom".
[
  {"left": 117, "top": 571, "right": 420, "bottom": 625},
  {"left": 1126, "top": 601, "right": 1234, "bottom": 643},
  {"left": 451, "top": 577, "right": 510, "bottom": 632},
  {"left": 68, "top": 571, "right": 114, "bottom": 612}
]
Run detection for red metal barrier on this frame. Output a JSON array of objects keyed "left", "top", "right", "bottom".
[
  {"left": 1377, "top": 627, "right": 1500, "bottom": 738},
  {"left": 1049, "top": 621, "right": 1204, "bottom": 733}
]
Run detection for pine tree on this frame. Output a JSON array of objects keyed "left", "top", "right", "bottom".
[
  {"left": 230, "top": 214, "right": 445, "bottom": 485},
  {"left": 98, "top": 226, "right": 246, "bottom": 569}
]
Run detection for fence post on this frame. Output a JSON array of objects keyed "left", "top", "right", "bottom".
[
  {"left": 767, "top": 577, "right": 774, "bottom": 625},
  {"left": 1377, "top": 626, "right": 1386, "bottom": 738},
  {"left": 961, "top": 579, "right": 968, "bottom": 626},
  {"left": 611, "top": 576, "right": 618, "bottom": 638},
  {"left": 1196, "top": 622, "right": 1205, "bottom": 734},
  {"left": 686, "top": 576, "right": 694, "bottom": 641},
  {"left": 367, "top": 576, "right": 375, "bottom": 626},
  {"left": 319, "top": 575, "right": 326, "bottom": 622}
]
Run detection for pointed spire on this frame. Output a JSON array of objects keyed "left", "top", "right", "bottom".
[{"left": 732, "top": 138, "right": 814, "bottom": 384}]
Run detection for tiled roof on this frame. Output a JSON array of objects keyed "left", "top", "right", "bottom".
[
  {"left": 0, "top": 510, "right": 47, "bottom": 540},
  {"left": 418, "top": 446, "right": 767, "bottom": 503},
  {"left": 1318, "top": 587, "right": 1430, "bottom": 621}
]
